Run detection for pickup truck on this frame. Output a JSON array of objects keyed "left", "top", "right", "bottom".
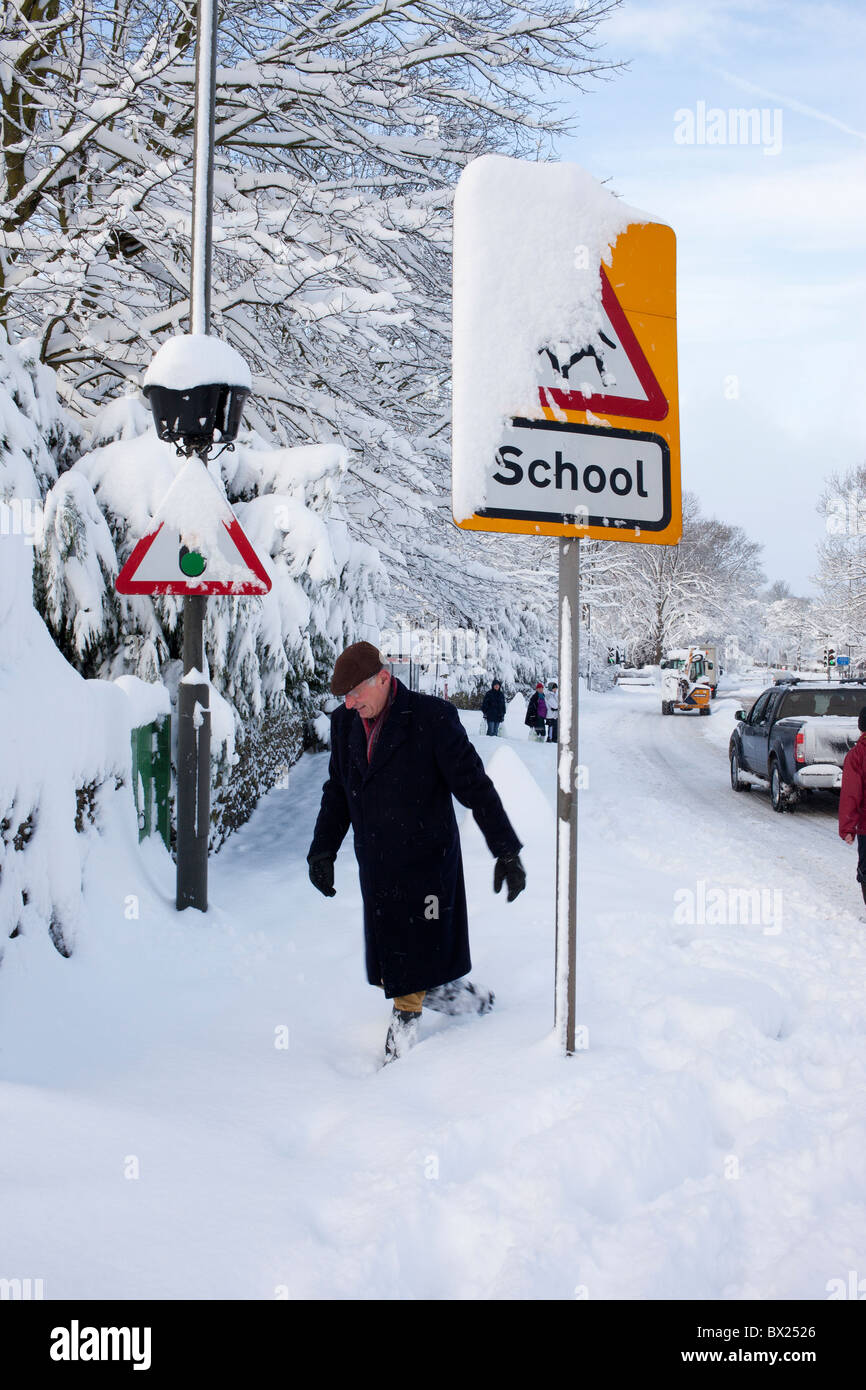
[{"left": 728, "top": 679, "right": 866, "bottom": 811}]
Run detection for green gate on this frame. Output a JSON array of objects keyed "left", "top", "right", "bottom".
[{"left": 131, "top": 716, "right": 171, "bottom": 850}]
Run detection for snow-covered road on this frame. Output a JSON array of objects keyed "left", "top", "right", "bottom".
[{"left": 2, "top": 686, "right": 865, "bottom": 1299}]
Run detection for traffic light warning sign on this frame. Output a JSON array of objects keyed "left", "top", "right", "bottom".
[{"left": 115, "top": 457, "right": 271, "bottom": 596}]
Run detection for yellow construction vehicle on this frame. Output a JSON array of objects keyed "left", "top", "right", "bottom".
[{"left": 661, "top": 647, "right": 713, "bottom": 716}]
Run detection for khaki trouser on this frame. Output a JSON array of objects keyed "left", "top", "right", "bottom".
[{"left": 392, "top": 990, "right": 426, "bottom": 1014}]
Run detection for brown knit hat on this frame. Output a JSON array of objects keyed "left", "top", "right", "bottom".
[{"left": 330, "top": 641, "right": 386, "bottom": 696}]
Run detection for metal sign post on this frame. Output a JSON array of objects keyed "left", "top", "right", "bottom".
[
  {"left": 177, "top": 593, "right": 211, "bottom": 910},
  {"left": 190, "top": 0, "right": 217, "bottom": 338},
  {"left": 555, "top": 538, "right": 580, "bottom": 1054},
  {"left": 177, "top": 0, "right": 218, "bottom": 911}
]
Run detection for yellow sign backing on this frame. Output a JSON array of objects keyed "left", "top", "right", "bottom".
[{"left": 454, "top": 219, "right": 681, "bottom": 546}]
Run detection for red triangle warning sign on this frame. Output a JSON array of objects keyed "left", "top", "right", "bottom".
[
  {"left": 115, "top": 457, "right": 272, "bottom": 596},
  {"left": 536, "top": 267, "right": 668, "bottom": 422}
]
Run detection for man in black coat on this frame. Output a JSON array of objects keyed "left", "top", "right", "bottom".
[
  {"left": 307, "top": 642, "right": 526, "bottom": 1064},
  {"left": 481, "top": 679, "right": 507, "bottom": 736}
]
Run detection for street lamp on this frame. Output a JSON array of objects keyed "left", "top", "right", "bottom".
[
  {"left": 139, "top": 334, "right": 255, "bottom": 910},
  {"left": 143, "top": 333, "right": 251, "bottom": 459}
]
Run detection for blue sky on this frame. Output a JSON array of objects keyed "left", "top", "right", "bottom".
[{"left": 556, "top": 0, "right": 866, "bottom": 593}]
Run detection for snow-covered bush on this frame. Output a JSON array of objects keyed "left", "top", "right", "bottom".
[
  {"left": 0, "top": 335, "right": 159, "bottom": 961},
  {"left": 39, "top": 402, "right": 387, "bottom": 845}
]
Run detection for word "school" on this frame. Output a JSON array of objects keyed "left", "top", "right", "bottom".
[
  {"left": 494, "top": 445, "right": 651, "bottom": 498},
  {"left": 481, "top": 420, "right": 670, "bottom": 529}
]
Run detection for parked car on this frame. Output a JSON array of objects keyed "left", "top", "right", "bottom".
[{"left": 728, "top": 678, "right": 866, "bottom": 812}]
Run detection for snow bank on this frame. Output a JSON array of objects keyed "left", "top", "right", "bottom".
[
  {"left": 0, "top": 527, "right": 167, "bottom": 962},
  {"left": 0, "top": 335, "right": 172, "bottom": 964},
  {"left": 112, "top": 674, "right": 171, "bottom": 728},
  {"left": 5, "top": 698, "right": 865, "bottom": 1300}
]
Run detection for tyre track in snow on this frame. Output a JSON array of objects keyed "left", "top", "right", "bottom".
[
  {"left": 597, "top": 690, "right": 866, "bottom": 1294},
  {"left": 582, "top": 687, "right": 862, "bottom": 935},
  {"left": 485, "top": 688, "right": 866, "bottom": 1298}
]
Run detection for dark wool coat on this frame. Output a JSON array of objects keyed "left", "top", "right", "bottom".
[
  {"left": 525, "top": 691, "right": 546, "bottom": 726},
  {"left": 481, "top": 685, "right": 506, "bottom": 722},
  {"left": 308, "top": 680, "right": 522, "bottom": 997}
]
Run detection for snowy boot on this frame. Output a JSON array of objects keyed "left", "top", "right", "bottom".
[
  {"left": 382, "top": 1008, "right": 421, "bottom": 1066},
  {"left": 423, "top": 979, "right": 495, "bottom": 1017}
]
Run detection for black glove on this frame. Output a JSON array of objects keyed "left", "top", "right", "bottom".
[
  {"left": 493, "top": 852, "right": 526, "bottom": 903},
  {"left": 308, "top": 852, "right": 336, "bottom": 897}
]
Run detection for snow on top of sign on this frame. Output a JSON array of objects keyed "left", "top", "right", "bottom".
[
  {"left": 143, "top": 334, "right": 252, "bottom": 391},
  {"left": 154, "top": 456, "right": 231, "bottom": 537},
  {"left": 149, "top": 456, "right": 258, "bottom": 584},
  {"left": 452, "top": 155, "right": 648, "bottom": 521}
]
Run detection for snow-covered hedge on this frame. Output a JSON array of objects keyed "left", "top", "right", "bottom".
[
  {"left": 0, "top": 336, "right": 155, "bottom": 960},
  {"left": 34, "top": 389, "right": 387, "bottom": 846}
]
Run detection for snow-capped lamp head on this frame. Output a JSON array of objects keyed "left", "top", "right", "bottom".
[{"left": 142, "top": 334, "right": 252, "bottom": 459}]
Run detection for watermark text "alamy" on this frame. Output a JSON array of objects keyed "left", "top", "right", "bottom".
[
  {"left": 674, "top": 879, "right": 783, "bottom": 935},
  {"left": 674, "top": 101, "right": 782, "bottom": 156},
  {"left": 0, "top": 497, "right": 44, "bottom": 545}
]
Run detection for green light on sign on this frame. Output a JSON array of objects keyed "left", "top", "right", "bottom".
[{"left": 179, "top": 545, "right": 206, "bottom": 578}]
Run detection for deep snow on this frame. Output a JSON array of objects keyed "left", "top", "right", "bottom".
[{"left": 1, "top": 681, "right": 865, "bottom": 1299}]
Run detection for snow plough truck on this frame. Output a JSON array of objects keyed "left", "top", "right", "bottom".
[{"left": 660, "top": 647, "right": 716, "bottom": 716}]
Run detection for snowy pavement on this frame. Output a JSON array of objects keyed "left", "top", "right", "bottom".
[{"left": 2, "top": 688, "right": 865, "bottom": 1299}]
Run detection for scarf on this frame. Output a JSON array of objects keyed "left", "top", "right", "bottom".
[{"left": 361, "top": 676, "right": 397, "bottom": 763}]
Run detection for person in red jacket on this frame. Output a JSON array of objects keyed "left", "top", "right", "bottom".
[{"left": 838, "top": 707, "right": 866, "bottom": 906}]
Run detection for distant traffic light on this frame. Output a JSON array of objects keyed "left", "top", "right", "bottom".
[{"left": 828, "top": 648, "right": 836, "bottom": 667}]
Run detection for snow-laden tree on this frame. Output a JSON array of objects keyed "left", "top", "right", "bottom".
[
  {"left": 606, "top": 493, "right": 765, "bottom": 664},
  {"left": 759, "top": 587, "right": 817, "bottom": 669},
  {"left": 1, "top": 0, "right": 620, "bottom": 648},
  {"left": 814, "top": 463, "right": 866, "bottom": 668}
]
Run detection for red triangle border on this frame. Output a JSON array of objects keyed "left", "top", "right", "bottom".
[
  {"left": 539, "top": 267, "right": 669, "bottom": 422},
  {"left": 116, "top": 519, "right": 272, "bottom": 596}
]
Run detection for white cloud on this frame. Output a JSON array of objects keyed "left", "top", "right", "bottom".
[
  {"left": 613, "top": 151, "right": 866, "bottom": 256},
  {"left": 602, "top": 0, "right": 783, "bottom": 58},
  {"left": 713, "top": 68, "right": 866, "bottom": 142},
  {"left": 601, "top": 0, "right": 866, "bottom": 63}
]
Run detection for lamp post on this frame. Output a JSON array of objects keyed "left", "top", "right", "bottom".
[
  {"left": 141, "top": 336, "right": 252, "bottom": 913},
  {"left": 138, "top": 0, "right": 251, "bottom": 912},
  {"left": 115, "top": 1, "right": 270, "bottom": 914},
  {"left": 178, "top": 0, "right": 216, "bottom": 912}
]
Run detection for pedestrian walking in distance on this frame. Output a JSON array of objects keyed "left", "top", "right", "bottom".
[
  {"left": 481, "top": 678, "right": 506, "bottom": 736},
  {"left": 307, "top": 642, "right": 527, "bottom": 1065},
  {"left": 524, "top": 682, "right": 547, "bottom": 741},
  {"left": 839, "top": 705, "right": 866, "bottom": 910},
  {"left": 545, "top": 682, "right": 559, "bottom": 743}
]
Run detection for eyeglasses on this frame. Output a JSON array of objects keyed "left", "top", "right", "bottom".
[{"left": 344, "top": 673, "right": 382, "bottom": 703}]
